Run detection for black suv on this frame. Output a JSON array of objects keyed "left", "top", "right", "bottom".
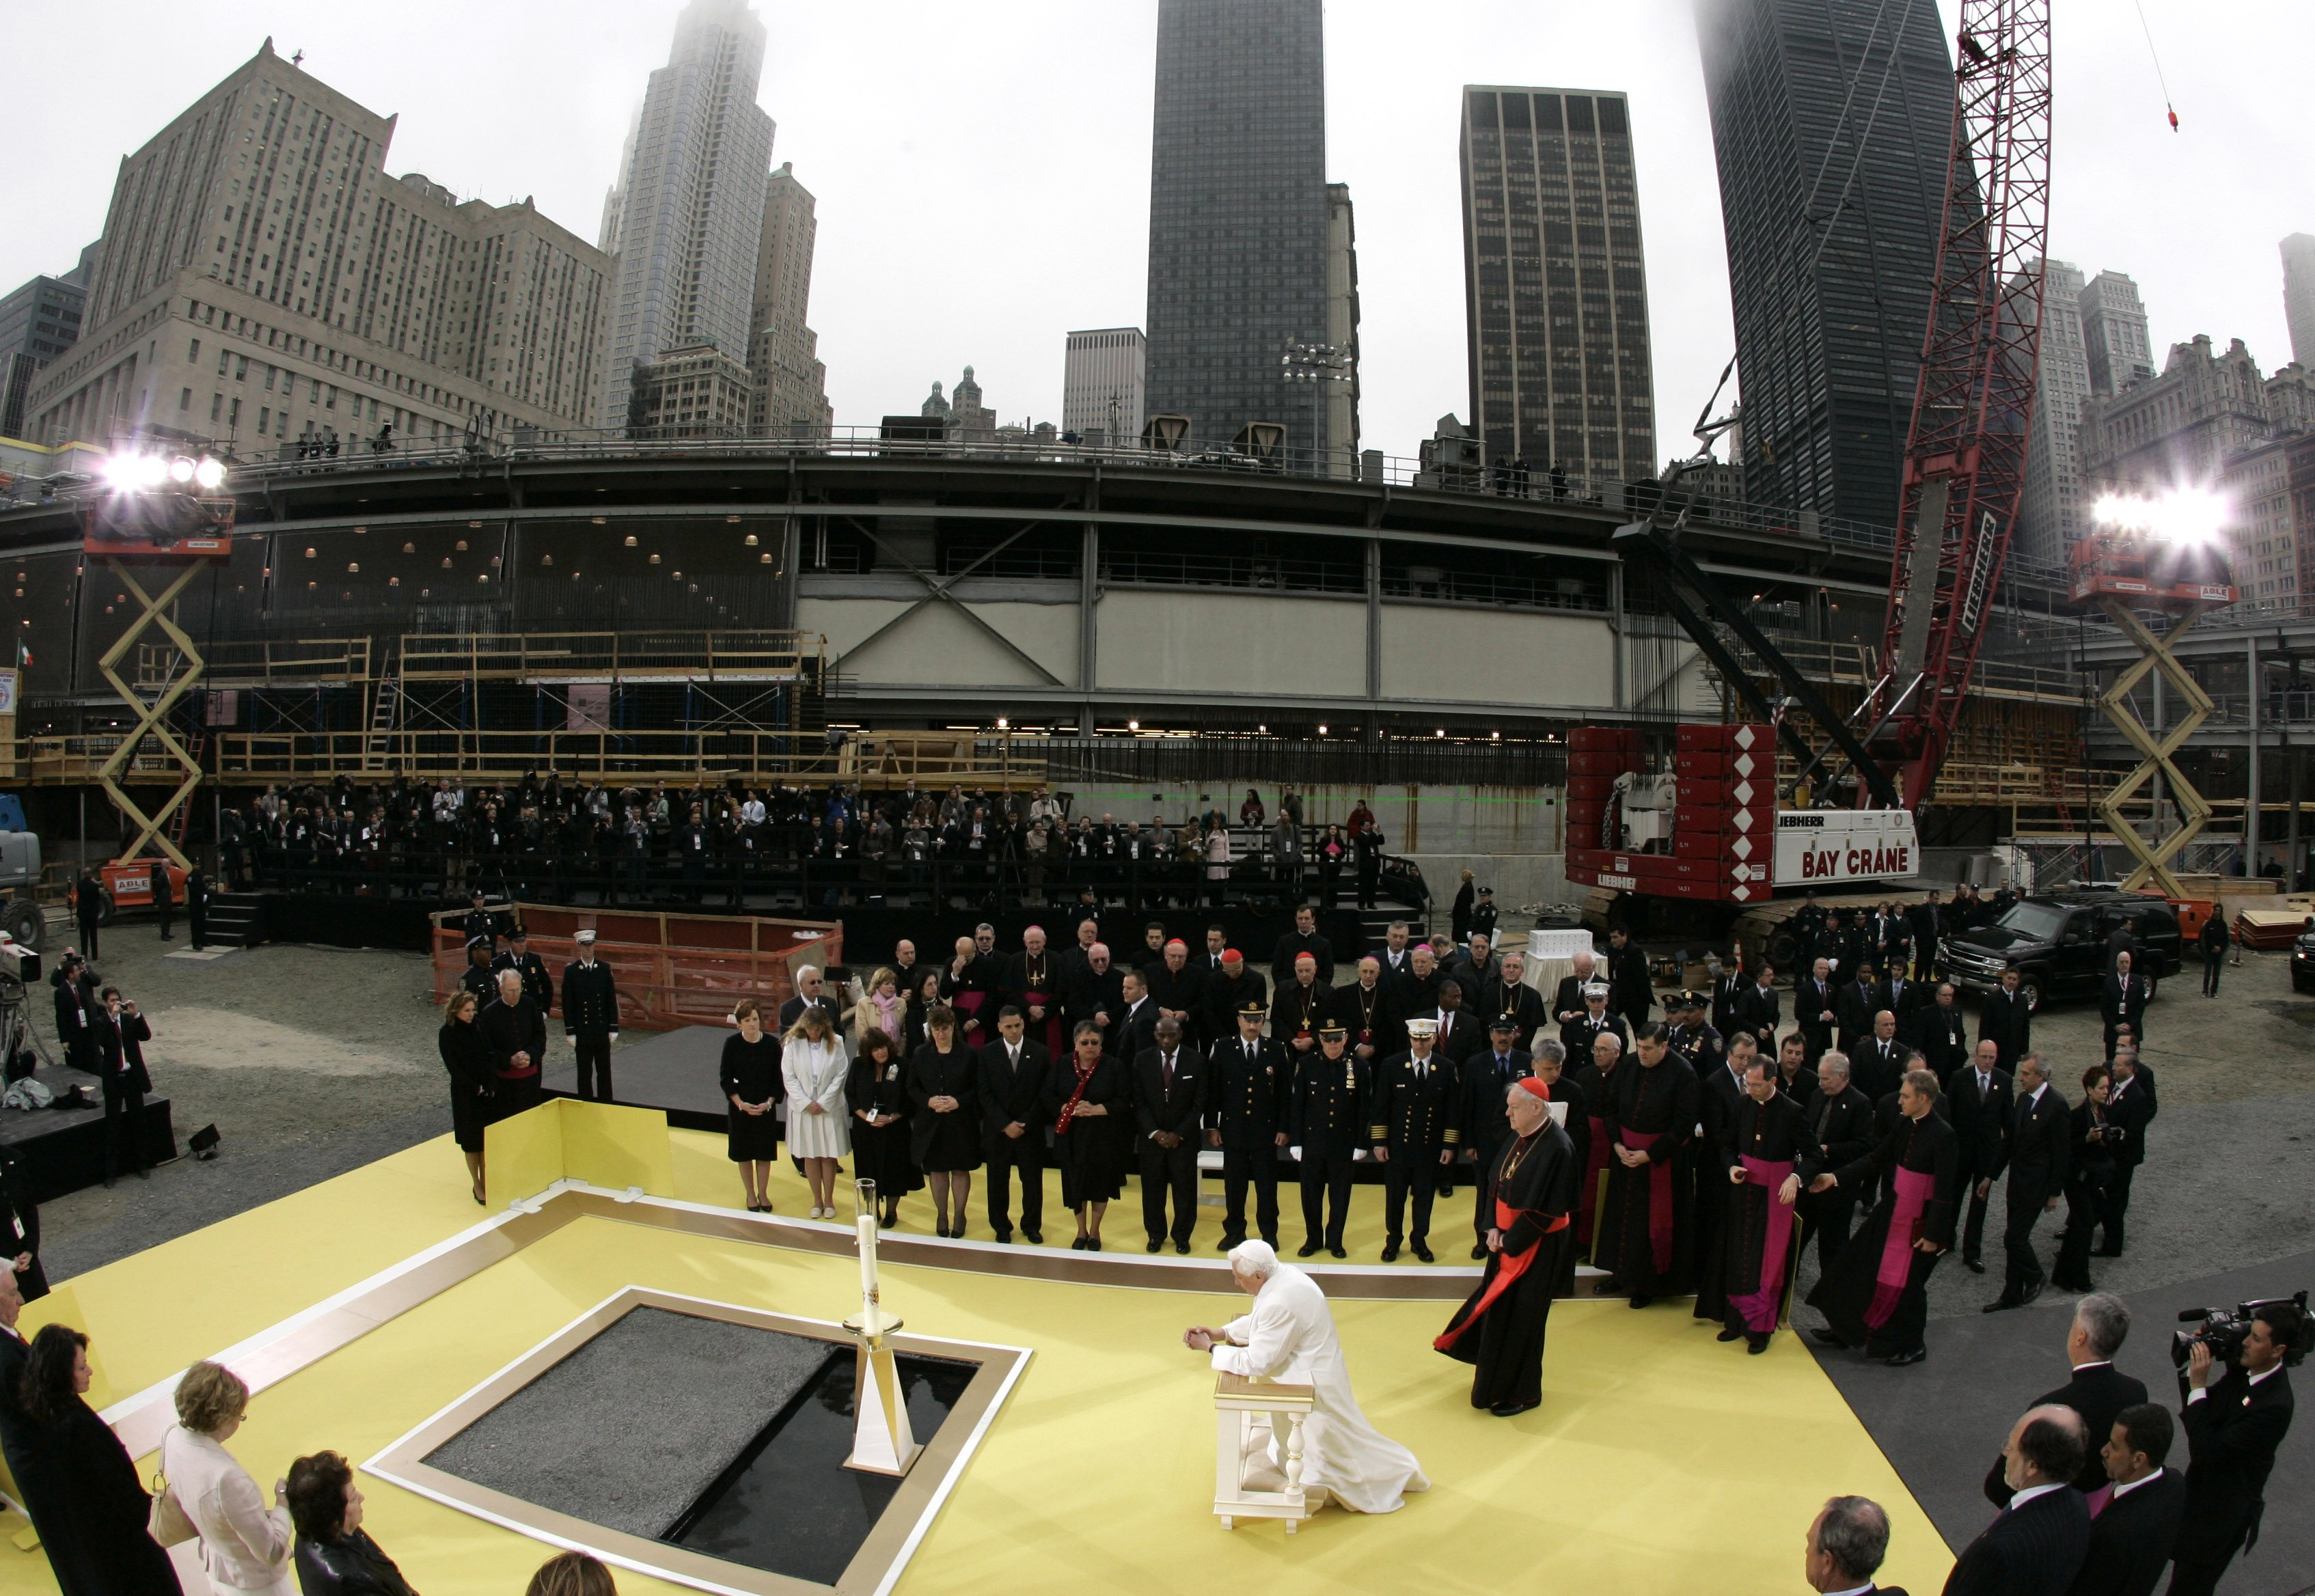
[
  {"left": 2293, "top": 928, "right": 2315, "bottom": 993},
  {"left": 1943, "top": 891, "right": 2182, "bottom": 1013}
]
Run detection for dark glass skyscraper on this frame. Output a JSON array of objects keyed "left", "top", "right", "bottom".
[
  {"left": 1460, "top": 86, "right": 1654, "bottom": 483},
  {"left": 1144, "top": 0, "right": 1330, "bottom": 457},
  {"left": 1698, "top": 0, "right": 1956, "bottom": 526}
]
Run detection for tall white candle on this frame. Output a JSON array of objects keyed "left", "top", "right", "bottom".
[{"left": 858, "top": 1211, "right": 879, "bottom": 1312}]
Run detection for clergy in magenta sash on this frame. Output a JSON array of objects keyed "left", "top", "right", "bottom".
[
  {"left": 1561, "top": 1028, "right": 1623, "bottom": 1252},
  {"left": 1183, "top": 1242, "right": 1430, "bottom": 1515},
  {"left": 1697, "top": 1054, "right": 1822, "bottom": 1354},
  {"left": 1590, "top": 1023, "right": 1701, "bottom": 1309},
  {"left": 1804, "top": 1067, "right": 1960, "bottom": 1368},
  {"left": 1436, "top": 1076, "right": 1578, "bottom": 1417}
]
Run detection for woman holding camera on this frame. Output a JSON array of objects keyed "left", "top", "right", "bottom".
[{"left": 2053, "top": 1064, "right": 2117, "bottom": 1293}]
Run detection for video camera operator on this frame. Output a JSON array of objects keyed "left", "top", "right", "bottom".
[{"left": 2169, "top": 1297, "right": 2302, "bottom": 1596}]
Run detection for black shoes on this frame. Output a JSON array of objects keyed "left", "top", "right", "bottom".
[
  {"left": 1147, "top": 1239, "right": 1163, "bottom": 1253},
  {"left": 1747, "top": 1334, "right": 1770, "bottom": 1355},
  {"left": 2021, "top": 1278, "right": 2044, "bottom": 1306},
  {"left": 1884, "top": 1347, "right": 1928, "bottom": 1367},
  {"left": 1024, "top": 1230, "right": 1041, "bottom": 1246},
  {"left": 1962, "top": 1256, "right": 1986, "bottom": 1274},
  {"left": 1471, "top": 1243, "right": 1490, "bottom": 1260},
  {"left": 1382, "top": 1242, "right": 1401, "bottom": 1263},
  {"left": 1175, "top": 1240, "right": 1192, "bottom": 1255},
  {"left": 993, "top": 1229, "right": 1013, "bottom": 1245},
  {"left": 1628, "top": 1294, "right": 1653, "bottom": 1310},
  {"left": 1716, "top": 1327, "right": 1744, "bottom": 1343},
  {"left": 1328, "top": 1245, "right": 1347, "bottom": 1260},
  {"left": 1072, "top": 1237, "right": 1088, "bottom": 1250},
  {"left": 1982, "top": 1297, "right": 2022, "bottom": 1313},
  {"left": 1298, "top": 1241, "right": 1321, "bottom": 1258},
  {"left": 1412, "top": 1241, "right": 1434, "bottom": 1263},
  {"left": 2093, "top": 1245, "right": 2124, "bottom": 1258},
  {"left": 1809, "top": 1328, "right": 1852, "bottom": 1350},
  {"left": 1489, "top": 1399, "right": 1539, "bottom": 1418}
]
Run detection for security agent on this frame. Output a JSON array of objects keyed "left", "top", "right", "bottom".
[
  {"left": 493, "top": 926, "right": 554, "bottom": 1013},
  {"left": 2168, "top": 1299, "right": 2300, "bottom": 1596},
  {"left": 561, "top": 929, "right": 620, "bottom": 1103},
  {"left": 2072, "top": 1403, "right": 2184, "bottom": 1596}
]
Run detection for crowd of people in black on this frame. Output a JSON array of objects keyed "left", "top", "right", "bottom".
[{"left": 211, "top": 777, "right": 1404, "bottom": 912}]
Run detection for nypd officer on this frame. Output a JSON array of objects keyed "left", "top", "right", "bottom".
[
  {"left": 1205, "top": 998, "right": 1291, "bottom": 1250},
  {"left": 1291, "top": 1019, "right": 1369, "bottom": 1259},
  {"left": 562, "top": 928, "right": 620, "bottom": 1102},
  {"left": 1372, "top": 1015, "right": 1458, "bottom": 1262}
]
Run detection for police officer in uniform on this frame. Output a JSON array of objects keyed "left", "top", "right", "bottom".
[
  {"left": 1372, "top": 1015, "right": 1458, "bottom": 1262},
  {"left": 1669, "top": 989, "right": 1725, "bottom": 1080},
  {"left": 458, "top": 890, "right": 497, "bottom": 950},
  {"left": 1559, "top": 982, "right": 1629, "bottom": 1062},
  {"left": 1291, "top": 1020, "right": 1369, "bottom": 1258},
  {"left": 1205, "top": 999, "right": 1291, "bottom": 1250},
  {"left": 561, "top": 928, "right": 620, "bottom": 1102},
  {"left": 458, "top": 937, "right": 500, "bottom": 1004},
  {"left": 493, "top": 926, "right": 555, "bottom": 1013}
]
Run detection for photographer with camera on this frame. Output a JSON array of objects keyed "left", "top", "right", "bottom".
[{"left": 2169, "top": 1297, "right": 2302, "bottom": 1596}]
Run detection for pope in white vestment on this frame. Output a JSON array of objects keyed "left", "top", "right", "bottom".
[{"left": 1199, "top": 1242, "right": 1429, "bottom": 1515}]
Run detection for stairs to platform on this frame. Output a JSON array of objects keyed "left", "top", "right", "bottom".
[{"left": 202, "top": 891, "right": 264, "bottom": 948}]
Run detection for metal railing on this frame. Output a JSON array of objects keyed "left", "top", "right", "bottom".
[
  {"left": 396, "top": 629, "right": 824, "bottom": 683},
  {"left": 137, "top": 637, "right": 374, "bottom": 691}
]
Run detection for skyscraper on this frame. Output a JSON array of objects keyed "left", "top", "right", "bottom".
[
  {"left": 2016, "top": 258, "right": 2088, "bottom": 571},
  {"left": 1458, "top": 85, "right": 1654, "bottom": 484},
  {"left": 747, "top": 163, "right": 832, "bottom": 436},
  {"left": 1143, "top": 0, "right": 1331, "bottom": 459},
  {"left": 597, "top": 0, "right": 776, "bottom": 430},
  {"left": 2282, "top": 233, "right": 2315, "bottom": 370},
  {"left": 1697, "top": 0, "right": 1956, "bottom": 525},
  {"left": 23, "top": 40, "right": 609, "bottom": 453},
  {"left": 1063, "top": 329, "right": 1145, "bottom": 441},
  {"left": 2078, "top": 271, "right": 2154, "bottom": 398},
  {"left": 0, "top": 264, "right": 87, "bottom": 441}
]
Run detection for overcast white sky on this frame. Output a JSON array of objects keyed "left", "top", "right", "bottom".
[{"left": 5, "top": 1, "right": 2308, "bottom": 459}]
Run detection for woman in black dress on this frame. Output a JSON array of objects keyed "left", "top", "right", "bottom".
[
  {"left": 721, "top": 998, "right": 784, "bottom": 1213},
  {"left": 907, "top": 1006, "right": 979, "bottom": 1237},
  {"left": 902, "top": 966, "right": 948, "bottom": 1055},
  {"left": 847, "top": 1028, "right": 918, "bottom": 1227},
  {"left": 2053, "top": 1064, "right": 2117, "bottom": 1293},
  {"left": 438, "top": 991, "right": 492, "bottom": 1205},
  {"left": 17, "top": 1323, "right": 182, "bottom": 1596},
  {"left": 1047, "top": 1021, "right": 1127, "bottom": 1250}
]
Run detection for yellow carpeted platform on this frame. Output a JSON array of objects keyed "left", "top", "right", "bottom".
[{"left": 4, "top": 1132, "right": 1958, "bottom": 1595}]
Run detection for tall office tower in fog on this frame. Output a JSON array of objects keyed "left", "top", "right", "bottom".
[
  {"left": 1143, "top": 0, "right": 1332, "bottom": 459},
  {"left": 2079, "top": 270, "right": 2154, "bottom": 398},
  {"left": 2016, "top": 258, "right": 2088, "bottom": 570},
  {"left": 1698, "top": 0, "right": 1956, "bottom": 524},
  {"left": 598, "top": 0, "right": 776, "bottom": 430},
  {"left": 2281, "top": 234, "right": 2315, "bottom": 369},
  {"left": 1459, "top": 85, "right": 1654, "bottom": 483},
  {"left": 748, "top": 163, "right": 831, "bottom": 435}
]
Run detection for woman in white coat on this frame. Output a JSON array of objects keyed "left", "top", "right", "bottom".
[
  {"left": 160, "top": 1361, "right": 294, "bottom": 1596},
  {"left": 782, "top": 1004, "right": 853, "bottom": 1217}
]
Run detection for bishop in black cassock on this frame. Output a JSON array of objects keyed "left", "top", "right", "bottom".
[
  {"left": 1435, "top": 1076, "right": 1578, "bottom": 1416},
  {"left": 1697, "top": 1060, "right": 1821, "bottom": 1353},
  {"left": 1591, "top": 1025, "right": 1700, "bottom": 1308},
  {"left": 1805, "top": 1070, "right": 1960, "bottom": 1366}
]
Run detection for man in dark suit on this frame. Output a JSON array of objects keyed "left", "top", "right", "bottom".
[
  {"left": 1133, "top": 1017, "right": 1203, "bottom": 1254},
  {"left": 2169, "top": 1302, "right": 2300, "bottom": 1596},
  {"left": 1805, "top": 1495, "right": 1906, "bottom": 1596},
  {"left": 1947, "top": 1038, "right": 2016, "bottom": 1276},
  {"left": 2100, "top": 1047, "right": 2155, "bottom": 1258},
  {"left": 1797, "top": 1054, "right": 1876, "bottom": 1276},
  {"left": 777, "top": 963, "right": 843, "bottom": 1033},
  {"left": 1943, "top": 1405, "right": 2092, "bottom": 1596},
  {"left": 1835, "top": 961, "right": 1884, "bottom": 1056},
  {"left": 1203, "top": 1000, "right": 1289, "bottom": 1250},
  {"left": 1268, "top": 904, "right": 1335, "bottom": 987},
  {"left": 1552, "top": 950, "right": 1606, "bottom": 1033},
  {"left": 1734, "top": 965, "right": 1780, "bottom": 1054},
  {"left": 1371, "top": 1017, "right": 1457, "bottom": 1263},
  {"left": 2070, "top": 1403, "right": 2184, "bottom": 1596},
  {"left": 1985, "top": 1051, "right": 2068, "bottom": 1311},
  {"left": 1710, "top": 954, "right": 1750, "bottom": 1041},
  {"left": 1982, "top": 1293, "right": 2149, "bottom": 1502},
  {"left": 977, "top": 1007, "right": 1050, "bottom": 1244},
  {"left": 1911, "top": 984, "right": 1971, "bottom": 1081},
  {"left": 1796, "top": 957, "right": 1839, "bottom": 1067},
  {"left": 1977, "top": 966, "right": 2033, "bottom": 1070},
  {"left": 1456, "top": 1017, "right": 1533, "bottom": 1258},
  {"left": 1851, "top": 1009, "right": 1907, "bottom": 1105},
  {"left": 1605, "top": 926, "right": 1653, "bottom": 1030},
  {"left": 2099, "top": 952, "right": 2150, "bottom": 1061},
  {"left": 1114, "top": 967, "right": 1162, "bottom": 1060}
]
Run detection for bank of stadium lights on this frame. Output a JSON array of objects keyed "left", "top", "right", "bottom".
[
  {"left": 2091, "top": 485, "right": 2227, "bottom": 545},
  {"left": 102, "top": 450, "right": 225, "bottom": 493}
]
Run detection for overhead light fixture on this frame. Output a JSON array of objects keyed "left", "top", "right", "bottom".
[
  {"left": 744, "top": 534, "right": 758, "bottom": 546},
  {"left": 625, "top": 535, "right": 638, "bottom": 547},
  {"left": 1128, "top": 719, "right": 1140, "bottom": 731}
]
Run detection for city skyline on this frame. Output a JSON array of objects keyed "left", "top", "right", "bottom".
[{"left": 4, "top": 0, "right": 2311, "bottom": 479}]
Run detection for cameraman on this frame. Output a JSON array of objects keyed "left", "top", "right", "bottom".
[{"left": 2169, "top": 1301, "right": 2299, "bottom": 1596}]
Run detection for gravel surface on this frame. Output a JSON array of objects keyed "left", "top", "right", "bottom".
[{"left": 424, "top": 1306, "right": 832, "bottom": 1539}]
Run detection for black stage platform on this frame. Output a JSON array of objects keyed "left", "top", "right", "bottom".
[
  {"left": 0, "top": 1077, "right": 178, "bottom": 1201},
  {"left": 541, "top": 1026, "right": 730, "bottom": 1133}
]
